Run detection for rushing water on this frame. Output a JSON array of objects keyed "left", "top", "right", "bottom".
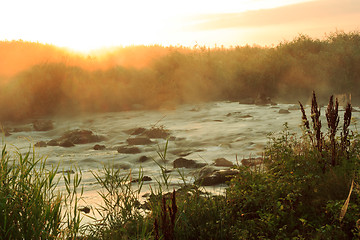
[{"left": 3, "top": 101, "right": 358, "bottom": 223}]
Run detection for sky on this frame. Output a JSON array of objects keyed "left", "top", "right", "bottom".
[{"left": 0, "top": 0, "right": 359, "bottom": 52}]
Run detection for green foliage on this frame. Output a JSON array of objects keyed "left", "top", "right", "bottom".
[
  {"left": 223, "top": 93, "right": 360, "bottom": 239},
  {"left": 0, "top": 145, "right": 62, "bottom": 239}
]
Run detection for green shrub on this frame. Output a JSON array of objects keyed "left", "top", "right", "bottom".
[{"left": 225, "top": 92, "right": 360, "bottom": 239}]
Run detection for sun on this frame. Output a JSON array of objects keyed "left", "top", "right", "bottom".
[
  {"left": 0, "top": 0, "right": 317, "bottom": 52},
  {"left": 41, "top": 2, "right": 175, "bottom": 52}
]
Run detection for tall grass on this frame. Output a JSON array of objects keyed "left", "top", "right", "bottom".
[
  {"left": 86, "top": 167, "right": 150, "bottom": 239},
  {"left": 0, "top": 145, "right": 85, "bottom": 239},
  {"left": 0, "top": 145, "right": 62, "bottom": 239}
]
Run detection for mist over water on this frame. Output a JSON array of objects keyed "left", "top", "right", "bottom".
[
  {"left": 3, "top": 100, "right": 360, "bottom": 216},
  {"left": 2, "top": 102, "right": 298, "bottom": 198}
]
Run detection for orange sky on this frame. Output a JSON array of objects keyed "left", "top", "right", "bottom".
[{"left": 0, "top": 0, "right": 359, "bottom": 52}]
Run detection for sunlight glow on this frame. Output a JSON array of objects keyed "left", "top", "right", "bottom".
[{"left": 0, "top": 0, "right": 359, "bottom": 51}]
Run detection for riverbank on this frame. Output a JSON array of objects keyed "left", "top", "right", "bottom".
[{"left": 2, "top": 94, "right": 360, "bottom": 239}]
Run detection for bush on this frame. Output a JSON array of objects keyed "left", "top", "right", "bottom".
[{"left": 225, "top": 92, "right": 360, "bottom": 239}]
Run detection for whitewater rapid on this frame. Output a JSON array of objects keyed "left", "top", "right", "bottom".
[{"left": 3, "top": 101, "right": 358, "bottom": 222}]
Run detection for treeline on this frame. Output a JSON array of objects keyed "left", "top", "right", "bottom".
[{"left": 1, "top": 31, "right": 360, "bottom": 121}]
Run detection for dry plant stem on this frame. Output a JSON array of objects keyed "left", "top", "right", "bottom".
[
  {"left": 156, "top": 190, "right": 177, "bottom": 240},
  {"left": 154, "top": 219, "right": 160, "bottom": 240},
  {"left": 299, "top": 91, "right": 353, "bottom": 171},
  {"left": 161, "top": 196, "right": 169, "bottom": 239},
  {"left": 339, "top": 179, "right": 354, "bottom": 222},
  {"left": 311, "top": 91, "right": 323, "bottom": 153},
  {"left": 299, "top": 101, "right": 310, "bottom": 130},
  {"left": 170, "top": 189, "right": 177, "bottom": 229},
  {"left": 310, "top": 91, "right": 326, "bottom": 172},
  {"left": 299, "top": 101, "right": 313, "bottom": 145},
  {"left": 342, "top": 103, "right": 352, "bottom": 158},
  {"left": 326, "top": 95, "right": 339, "bottom": 166}
]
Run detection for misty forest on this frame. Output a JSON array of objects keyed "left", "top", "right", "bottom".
[{"left": 1, "top": 31, "right": 360, "bottom": 121}]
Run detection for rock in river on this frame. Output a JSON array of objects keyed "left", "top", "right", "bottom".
[
  {"left": 126, "top": 137, "right": 153, "bottom": 145},
  {"left": 35, "top": 141, "right": 47, "bottom": 147},
  {"left": 47, "top": 139, "right": 59, "bottom": 146},
  {"left": 194, "top": 169, "right": 239, "bottom": 186},
  {"left": 131, "top": 176, "right": 152, "bottom": 183},
  {"left": 59, "top": 129, "right": 105, "bottom": 144},
  {"left": 173, "top": 157, "right": 207, "bottom": 169},
  {"left": 33, "top": 120, "right": 54, "bottom": 131},
  {"left": 47, "top": 129, "right": 105, "bottom": 147},
  {"left": 137, "top": 155, "right": 151, "bottom": 163},
  {"left": 59, "top": 139, "right": 75, "bottom": 148},
  {"left": 124, "top": 127, "right": 146, "bottom": 135},
  {"left": 213, "top": 158, "right": 234, "bottom": 167},
  {"left": 117, "top": 146, "right": 141, "bottom": 154},
  {"left": 93, "top": 144, "right": 106, "bottom": 150},
  {"left": 143, "top": 127, "right": 170, "bottom": 139}
]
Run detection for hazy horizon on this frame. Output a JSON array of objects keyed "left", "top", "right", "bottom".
[{"left": 1, "top": 0, "right": 359, "bottom": 52}]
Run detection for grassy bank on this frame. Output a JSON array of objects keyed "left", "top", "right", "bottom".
[
  {"left": 1, "top": 92, "right": 360, "bottom": 239},
  {"left": 1, "top": 31, "right": 360, "bottom": 121}
]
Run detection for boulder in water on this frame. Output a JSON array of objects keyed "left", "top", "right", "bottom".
[
  {"left": 124, "top": 127, "right": 146, "bottom": 135},
  {"left": 48, "top": 129, "right": 105, "bottom": 147},
  {"left": 35, "top": 141, "right": 47, "bottom": 147},
  {"left": 59, "top": 129, "right": 105, "bottom": 144},
  {"left": 60, "top": 139, "right": 75, "bottom": 148},
  {"left": 173, "top": 157, "right": 207, "bottom": 169},
  {"left": 131, "top": 176, "right": 152, "bottom": 183},
  {"left": 78, "top": 206, "right": 91, "bottom": 214},
  {"left": 33, "top": 120, "right": 54, "bottom": 131},
  {"left": 138, "top": 155, "right": 151, "bottom": 163},
  {"left": 143, "top": 127, "right": 170, "bottom": 139},
  {"left": 47, "top": 139, "right": 59, "bottom": 146},
  {"left": 117, "top": 146, "right": 141, "bottom": 154},
  {"left": 125, "top": 126, "right": 171, "bottom": 139},
  {"left": 194, "top": 169, "right": 239, "bottom": 186},
  {"left": 127, "top": 137, "right": 153, "bottom": 145},
  {"left": 93, "top": 144, "right": 106, "bottom": 150},
  {"left": 213, "top": 158, "right": 234, "bottom": 167}
]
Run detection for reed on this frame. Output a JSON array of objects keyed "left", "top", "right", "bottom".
[
  {"left": 86, "top": 166, "right": 150, "bottom": 239},
  {"left": 0, "top": 145, "right": 62, "bottom": 239}
]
